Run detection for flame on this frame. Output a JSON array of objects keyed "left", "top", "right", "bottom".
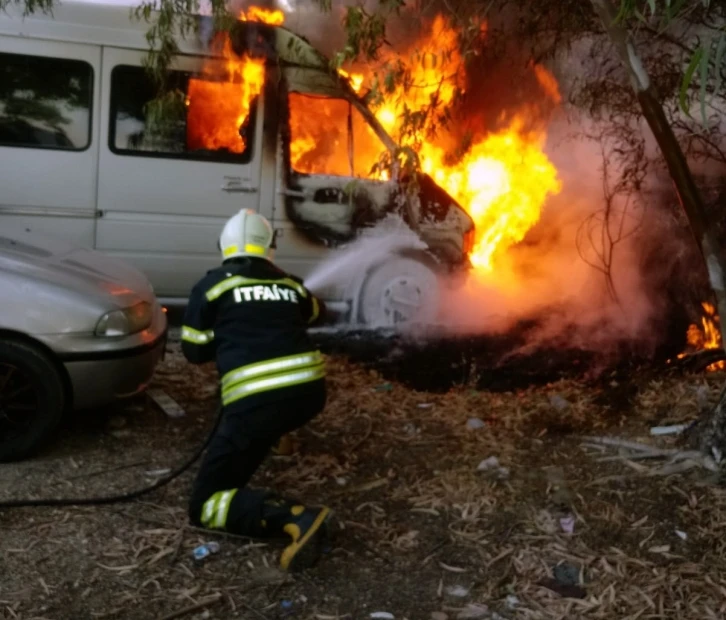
[
  {"left": 289, "top": 15, "right": 562, "bottom": 270},
  {"left": 187, "top": 9, "right": 562, "bottom": 273},
  {"left": 677, "top": 302, "right": 726, "bottom": 371},
  {"left": 186, "top": 7, "right": 283, "bottom": 153},
  {"left": 240, "top": 6, "right": 285, "bottom": 25}
]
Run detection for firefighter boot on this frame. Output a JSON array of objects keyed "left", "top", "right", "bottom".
[
  {"left": 261, "top": 498, "right": 331, "bottom": 572},
  {"left": 280, "top": 505, "right": 332, "bottom": 572}
]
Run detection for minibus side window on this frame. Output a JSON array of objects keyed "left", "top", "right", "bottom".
[
  {"left": 109, "top": 64, "right": 259, "bottom": 163},
  {"left": 0, "top": 52, "right": 93, "bottom": 151}
]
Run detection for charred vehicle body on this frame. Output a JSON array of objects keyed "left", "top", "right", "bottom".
[{"left": 0, "top": 3, "right": 475, "bottom": 327}]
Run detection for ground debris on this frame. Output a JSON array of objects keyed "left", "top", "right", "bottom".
[{"left": 1, "top": 345, "right": 725, "bottom": 619}]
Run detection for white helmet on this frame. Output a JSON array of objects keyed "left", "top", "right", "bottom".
[{"left": 219, "top": 209, "right": 275, "bottom": 261}]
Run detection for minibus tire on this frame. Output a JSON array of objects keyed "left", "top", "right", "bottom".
[{"left": 358, "top": 256, "right": 440, "bottom": 328}]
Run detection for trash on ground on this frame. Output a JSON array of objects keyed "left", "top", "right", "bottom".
[
  {"left": 192, "top": 541, "right": 221, "bottom": 561},
  {"left": 418, "top": 402, "right": 434, "bottom": 409},
  {"left": 559, "top": 514, "right": 575, "bottom": 534},
  {"left": 445, "top": 585, "right": 470, "bottom": 598},
  {"left": 650, "top": 424, "right": 690, "bottom": 436},
  {"left": 466, "top": 417, "right": 486, "bottom": 430},
  {"left": 476, "top": 456, "right": 509, "bottom": 479},
  {"left": 553, "top": 562, "right": 580, "bottom": 586},
  {"left": 477, "top": 456, "right": 500, "bottom": 471},
  {"left": 648, "top": 544, "right": 671, "bottom": 554},
  {"left": 675, "top": 529, "right": 688, "bottom": 540},
  {"left": 147, "top": 389, "right": 186, "bottom": 418},
  {"left": 505, "top": 594, "right": 520, "bottom": 609},
  {"left": 281, "top": 599, "right": 294, "bottom": 610},
  {"left": 370, "top": 613, "right": 395, "bottom": 619}
]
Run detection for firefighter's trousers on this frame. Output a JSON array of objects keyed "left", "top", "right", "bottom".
[{"left": 188, "top": 381, "right": 326, "bottom": 537}]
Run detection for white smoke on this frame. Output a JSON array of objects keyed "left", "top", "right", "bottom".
[{"left": 304, "top": 214, "right": 427, "bottom": 301}]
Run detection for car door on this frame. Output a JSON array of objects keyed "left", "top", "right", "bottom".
[
  {"left": 271, "top": 66, "right": 400, "bottom": 295},
  {"left": 0, "top": 36, "right": 100, "bottom": 249},
  {"left": 95, "top": 47, "right": 266, "bottom": 298}
]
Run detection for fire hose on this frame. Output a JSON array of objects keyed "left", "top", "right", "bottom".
[{"left": 0, "top": 402, "right": 223, "bottom": 508}]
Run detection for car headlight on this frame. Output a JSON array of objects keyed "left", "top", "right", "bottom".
[{"left": 95, "top": 301, "right": 153, "bottom": 337}]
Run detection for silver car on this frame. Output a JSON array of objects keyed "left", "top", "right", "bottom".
[{"left": 0, "top": 232, "right": 168, "bottom": 462}]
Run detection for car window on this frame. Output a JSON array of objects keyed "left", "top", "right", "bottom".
[
  {"left": 288, "top": 92, "right": 387, "bottom": 179},
  {"left": 109, "top": 64, "right": 260, "bottom": 164},
  {"left": 0, "top": 52, "right": 93, "bottom": 151}
]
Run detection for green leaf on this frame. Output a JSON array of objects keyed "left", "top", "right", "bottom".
[
  {"left": 680, "top": 47, "right": 703, "bottom": 117},
  {"left": 613, "top": 0, "right": 637, "bottom": 24},
  {"left": 700, "top": 38, "right": 712, "bottom": 127},
  {"left": 646, "top": 0, "right": 656, "bottom": 16}
]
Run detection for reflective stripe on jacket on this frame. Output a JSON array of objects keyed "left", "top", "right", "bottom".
[{"left": 180, "top": 257, "right": 326, "bottom": 408}]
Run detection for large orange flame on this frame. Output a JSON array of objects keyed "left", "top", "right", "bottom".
[
  {"left": 288, "top": 14, "right": 562, "bottom": 271},
  {"left": 186, "top": 8, "right": 283, "bottom": 153},
  {"left": 189, "top": 8, "right": 562, "bottom": 274}
]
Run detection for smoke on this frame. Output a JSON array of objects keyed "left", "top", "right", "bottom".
[
  {"left": 301, "top": 117, "right": 682, "bottom": 360},
  {"left": 304, "top": 214, "right": 427, "bottom": 299},
  {"left": 432, "top": 115, "right": 679, "bottom": 356}
]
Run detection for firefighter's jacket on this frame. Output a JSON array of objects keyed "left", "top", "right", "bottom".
[{"left": 181, "top": 256, "right": 326, "bottom": 409}]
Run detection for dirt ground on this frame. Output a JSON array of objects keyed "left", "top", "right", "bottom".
[{"left": 2, "top": 337, "right": 726, "bottom": 620}]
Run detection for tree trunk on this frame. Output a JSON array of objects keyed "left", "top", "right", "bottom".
[{"left": 591, "top": 0, "right": 726, "bottom": 461}]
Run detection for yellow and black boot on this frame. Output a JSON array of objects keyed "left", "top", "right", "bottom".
[
  {"left": 279, "top": 505, "right": 332, "bottom": 572},
  {"left": 260, "top": 497, "right": 331, "bottom": 571}
]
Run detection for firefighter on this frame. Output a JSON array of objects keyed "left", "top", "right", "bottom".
[{"left": 180, "top": 208, "right": 330, "bottom": 572}]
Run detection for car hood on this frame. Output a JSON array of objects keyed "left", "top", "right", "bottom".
[{"left": 0, "top": 232, "right": 154, "bottom": 308}]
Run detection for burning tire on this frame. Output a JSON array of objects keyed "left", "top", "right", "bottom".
[{"left": 358, "top": 255, "right": 441, "bottom": 328}]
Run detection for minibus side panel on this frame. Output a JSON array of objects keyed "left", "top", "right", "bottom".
[{"left": 0, "top": 36, "right": 101, "bottom": 248}]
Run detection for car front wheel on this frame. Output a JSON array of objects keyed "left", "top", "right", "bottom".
[{"left": 0, "top": 338, "right": 66, "bottom": 463}]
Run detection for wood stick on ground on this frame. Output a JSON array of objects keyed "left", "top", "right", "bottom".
[
  {"left": 648, "top": 460, "right": 701, "bottom": 477},
  {"left": 583, "top": 437, "right": 674, "bottom": 456},
  {"left": 157, "top": 592, "right": 223, "bottom": 620}
]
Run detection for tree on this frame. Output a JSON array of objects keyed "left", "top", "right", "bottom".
[{"left": 584, "top": 0, "right": 726, "bottom": 459}]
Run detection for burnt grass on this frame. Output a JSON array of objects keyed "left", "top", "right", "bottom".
[{"left": 311, "top": 313, "right": 691, "bottom": 394}]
